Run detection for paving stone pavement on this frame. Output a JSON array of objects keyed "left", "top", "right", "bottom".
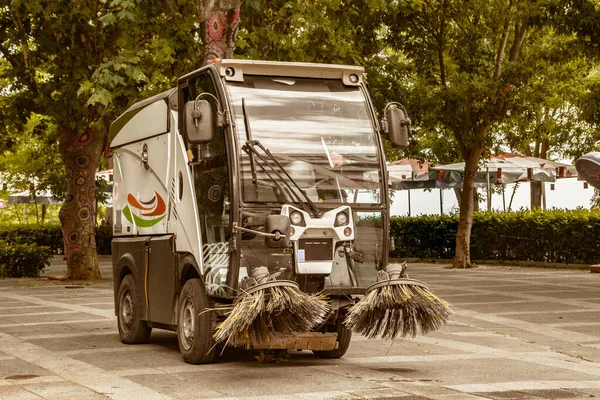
[{"left": 1, "top": 257, "right": 599, "bottom": 399}]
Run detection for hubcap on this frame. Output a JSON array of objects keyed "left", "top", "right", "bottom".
[
  {"left": 120, "top": 289, "right": 133, "bottom": 334},
  {"left": 180, "top": 296, "right": 195, "bottom": 351}
]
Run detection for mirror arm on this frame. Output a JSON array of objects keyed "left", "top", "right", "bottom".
[
  {"left": 232, "top": 223, "right": 282, "bottom": 239},
  {"left": 194, "top": 92, "right": 227, "bottom": 127},
  {"left": 217, "top": 109, "right": 228, "bottom": 127},
  {"left": 384, "top": 101, "right": 407, "bottom": 114}
]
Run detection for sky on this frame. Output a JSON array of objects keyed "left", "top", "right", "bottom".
[{"left": 389, "top": 178, "right": 593, "bottom": 216}]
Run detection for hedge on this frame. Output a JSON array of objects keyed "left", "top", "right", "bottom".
[
  {"left": 0, "top": 224, "right": 112, "bottom": 255},
  {"left": 390, "top": 208, "right": 600, "bottom": 264},
  {"left": 0, "top": 240, "right": 54, "bottom": 278},
  {"left": 0, "top": 224, "right": 64, "bottom": 254},
  {"left": 1, "top": 209, "right": 600, "bottom": 265}
]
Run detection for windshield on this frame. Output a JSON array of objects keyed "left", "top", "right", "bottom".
[{"left": 226, "top": 76, "right": 383, "bottom": 205}]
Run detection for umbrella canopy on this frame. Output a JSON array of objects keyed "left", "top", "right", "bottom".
[
  {"left": 364, "top": 159, "right": 433, "bottom": 189},
  {"left": 8, "top": 190, "right": 62, "bottom": 205},
  {"left": 376, "top": 155, "right": 574, "bottom": 191},
  {"left": 429, "top": 156, "right": 564, "bottom": 187},
  {"left": 575, "top": 152, "right": 600, "bottom": 189},
  {"left": 498, "top": 154, "right": 575, "bottom": 177}
]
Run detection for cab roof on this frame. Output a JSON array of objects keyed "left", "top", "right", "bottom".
[{"left": 180, "top": 59, "right": 364, "bottom": 86}]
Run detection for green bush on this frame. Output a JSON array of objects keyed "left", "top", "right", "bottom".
[
  {"left": 390, "top": 209, "right": 600, "bottom": 264},
  {"left": 0, "top": 224, "right": 113, "bottom": 255},
  {"left": 0, "top": 240, "right": 54, "bottom": 278},
  {"left": 0, "top": 224, "right": 64, "bottom": 253}
]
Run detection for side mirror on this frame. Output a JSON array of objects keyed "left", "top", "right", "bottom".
[
  {"left": 264, "top": 215, "right": 290, "bottom": 248},
  {"left": 384, "top": 105, "right": 411, "bottom": 149},
  {"left": 183, "top": 99, "right": 214, "bottom": 144}
]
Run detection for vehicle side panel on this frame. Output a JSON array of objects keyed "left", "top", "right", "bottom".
[
  {"left": 112, "top": 235, "right": 177, "bottom": 326},
  {"left": 112, "top": 134, "right": 170, "bottom": 236},
  {"left": 147, "top": 236, "right": 177, "bottom": 325}
]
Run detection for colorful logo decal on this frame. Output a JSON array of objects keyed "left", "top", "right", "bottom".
[{"left": 122, "top": 192, "right": 166, "bottom": 228}]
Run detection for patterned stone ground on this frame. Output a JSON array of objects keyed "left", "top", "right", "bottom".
[{"left": 0, "top": 258, "right": 599, "bottom": 399}]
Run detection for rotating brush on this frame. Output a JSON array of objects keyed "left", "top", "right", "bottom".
[
  {"left": 344, "top": 262, "right": 452, "bottom": 339},
  {"left": 214, "top": 267, "right": 330, "bottom": 348}
]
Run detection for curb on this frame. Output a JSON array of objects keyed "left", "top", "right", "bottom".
[{"left": 391, "top": 258, "right": 592, "bottom": 270}]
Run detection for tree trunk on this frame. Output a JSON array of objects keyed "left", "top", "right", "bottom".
[
  {"left": 453, "top": 145, "right": 485, "bottom": 268},
  {"left": 453, "top": 188, "right": 462, "bottom": 208},
  {"left": 529, "top": 138, "right": 548, "bottom": 209},
  {"left": 58, "top": 128, "right": 104, "bottom": 280},
  {"left": 530, "top": 181, "right": 543, "bottom": 209},
  {"left": 508, "top": 182, "right": 519, "bottom": 211},
  {"left": 200, "top": 0, "right": 241, "bottom": 65}
]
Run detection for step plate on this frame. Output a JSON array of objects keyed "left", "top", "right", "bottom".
[{"left": 251, "top": 332, "right": 339, "bottom": 351}]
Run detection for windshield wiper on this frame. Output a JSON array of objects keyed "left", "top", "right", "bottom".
[
  {"left": 243, "top": 140, "right": 322, "bottom": 218},
  {"left": 240, "top": 99, "right": 321, "bottom": 218},
  {"left": 241, "top": 98, "right": 258, "bottom": 184}
]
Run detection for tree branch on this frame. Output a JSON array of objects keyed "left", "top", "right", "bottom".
[
  {"left": 509, "top": 22, "right": 527, "bottom": 62},
  {"left": 11, "top": 8, "right": 38, "bottom": 95},
  {"left": 494, "top": 0, "right": 513, "bottom": 80},
  {"left": 438, "top": 0, "right": 447, "bottom": 87}
]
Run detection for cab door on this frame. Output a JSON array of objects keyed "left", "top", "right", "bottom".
[{"left": 178, "top": 69, "right": 235, "bottom": 298}]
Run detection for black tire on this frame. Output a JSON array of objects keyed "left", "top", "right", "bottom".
[
  {"left": 313, "top": 320, "right": 352, "bottom": 359},
  {"left": 117, "top": 274, "right": 152, "bottom": 344},
  {"left": 177, "top": 278, "right": 217, "bottom": 364}
]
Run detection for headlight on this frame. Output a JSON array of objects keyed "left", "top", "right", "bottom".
[
  {"left": 290, "top": 211, "right": 304, "bottom": 226},
  {"left": 335, "top": 211, "right": 349, "bottom": 227}
]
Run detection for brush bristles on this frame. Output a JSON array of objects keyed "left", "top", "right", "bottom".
[
  {"left": 214, "top": 285, "right": 330, "bottom": 348},
  {"left": 345, "top": 284, "right": 452, "bottom": 339}
]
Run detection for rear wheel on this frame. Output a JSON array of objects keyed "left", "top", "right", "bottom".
[
  {"left": 177, "top": 278, "right": 217, "bottom": 364},
  {"left": 117, "top": 274, "right": 152, "bottom": 344},
  {"left": 313, "top": 320, "right": 351, "bottom": 359}
]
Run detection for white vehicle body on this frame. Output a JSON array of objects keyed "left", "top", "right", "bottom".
[{"left": 110, "top": 60, "right": 401, "bottom": 362}]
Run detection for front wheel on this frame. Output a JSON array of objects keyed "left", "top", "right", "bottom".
[
  {"left": 117, "top": 274, "right": 152, "bottom": 344},
  {"left": 177, "top": 278, "right": 217, "bottom": 364},
  {"left": 313, "top": 320, "right": 351, "bottom": 359}
]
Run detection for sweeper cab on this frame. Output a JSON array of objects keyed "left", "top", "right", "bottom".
[{"left": 110, "top": 59, "right": 415, "bottom": 364}]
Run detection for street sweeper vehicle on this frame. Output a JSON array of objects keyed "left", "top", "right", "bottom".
[{"left": 110, "top": 59, "right": 451, "bottom": 364}]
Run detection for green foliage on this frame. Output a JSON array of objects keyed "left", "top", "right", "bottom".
[
  {"left": 0, "top": 114, "right": 65, "bottom": 200},
  {"left": 1, "top": 1, "right": 201, "bottom": 140},
  {"left": 0, "top": 224, "right": 113, "bottom": 255},
  {"left": 592, "top": 188, "right": 600, "bottom": 209},
  {"left": 0, "top": 224, "right": 64, "bottom": 253},
  {"left": 497, "top": 27, "right": 598, "bottom": 160},
  {"left": 0, "top": 240, "right": 53, "bottom": 278},
  {"left": 238, "top": 0, "right": 387, "bottom": 65},
  {"left": 391, "top": 209, "right": 600, "bottom": 264}
]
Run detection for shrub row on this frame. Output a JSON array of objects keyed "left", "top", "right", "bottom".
[
  {"left": 1, "top": 209, "right": 599, "bottom": 268},
  {"left": 0, "top": 240, "right": 54, "bottom": 278},
  {"left": 390, "top": 208, "right": 600, "bottom": 264},
  {"left": 0, "top": 224, "right": 113, "bottom": 255}
]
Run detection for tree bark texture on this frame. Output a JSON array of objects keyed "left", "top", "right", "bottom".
[
  {"left": 453, "top": 140, "right": 485, "bottom": 269},
  {"left": 200, "top": 0, "right": 241, "bottom": 65},
  {"left": 58, "top": 129, "right": 104, "bottom": 280}
]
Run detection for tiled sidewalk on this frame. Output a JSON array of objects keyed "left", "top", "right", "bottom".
[{"left": 1, "top": 260, "right": 600, "bottom": 399}]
